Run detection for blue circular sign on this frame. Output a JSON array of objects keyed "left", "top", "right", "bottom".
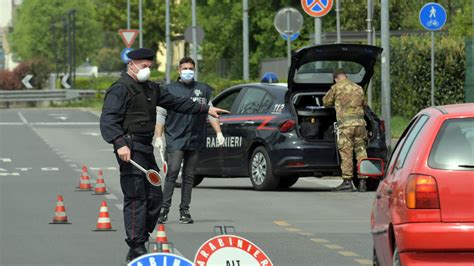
[
  {"left": 419, "top": 3, "right": 447, "bottom": 31},
  {"left": 121, "top": 48, "right": 134, "bottom": 64},
  {"left": 128, "top": 253, "right": 193, "bottom": 266},
  {"left": 281, "top": 32, "right": 300, "bottom": 42}
]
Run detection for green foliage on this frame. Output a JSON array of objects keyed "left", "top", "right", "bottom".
[
  {"left": 391, "top": 116, "right": 410, "bottom": 139},
  {"left": 94, "top": 48, "right": 124, "bottom": 72},
  {"left": 371, "top": 35, "right": 466, "bottom": 118},
  {"left": 11, "top": 0, "right": 102, "bottom": 67}
]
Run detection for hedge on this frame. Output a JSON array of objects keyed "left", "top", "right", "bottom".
[{"left": 371, "top": 35, "right": 466, "bottom": 118}]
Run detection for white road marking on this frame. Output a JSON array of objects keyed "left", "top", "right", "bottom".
[
  {"left": 54, "top": 116, "right": 68, "bottom": 121},
  {"left": 29, "top": 122, "right": 99, "bottom": 126},
  {"left": 41, "top": 167, "right": 59, "bottom": 171},
  {"left": 90, "top": 167, "right": 117, "bottom": 171},
  {"left": 82, "top": 132, "right": 100, "bottom": 136},
  {"left": 0, "top": 172, "right": 20, "bottom": 176},
  {"left": 115, "top": 203, "right": 124, "bottom": 211},
  {"left": 49, "top": 113, "right": 67, "bottom": 116},
  {"left": 339, "top": 251, "right": 359, "bottom": 257},
  {"left": 0, "top": 158, "right": 12, "bottom": 162},
  {"left": 15, "top": 168, "right": 32, "bottom": 171},
  {"left": 0, "top": 122, "right": 24, "bottom": 125},
  {"left": 69, "top": 164, "right": 77, "bottom": 167},
  {"left": 324, "top": 244, "right": 344, "bottom": 250},
  {"left": 105, "top": 194, "right": 118, "bottom": 200},
  {"left": 18, "top": 112, "right": 28, "bottom": 124},
  {"left": 0, "top": 168, "right": 6, "bottom": 171}
]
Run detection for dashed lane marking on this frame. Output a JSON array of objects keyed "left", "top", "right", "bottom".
[
  {"left": 324, "top": 244, "right": 344, "bottom": 250},
  {"left": 273, "top": 220, "right": 291, "bottom": 227},
  {"left": 354, "top": 259, "right": 373, "bottom": 265},
  {"left": 338, "top": 251, "right": 359, "bottom": 257},
  {"left": 298, "top": 232, "right": 314, "bottom": 236}
]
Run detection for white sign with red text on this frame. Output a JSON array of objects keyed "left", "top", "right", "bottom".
[{"left": 194, "top": 235, "right": 273, "bottom": 266}]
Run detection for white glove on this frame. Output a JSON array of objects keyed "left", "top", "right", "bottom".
[
  {"left": 217, "top": 132, "right": 225, "bottom": 147},
  {"left": 154, "top": 137, "right": 165, "bottom": 155}
]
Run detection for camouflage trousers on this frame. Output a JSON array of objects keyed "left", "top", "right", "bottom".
[{"left": 337, "top": 125, "right": 367, "bottom": 180}]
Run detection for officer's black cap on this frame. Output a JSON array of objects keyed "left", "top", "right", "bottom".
[
  {"left": 127, "top": 48, "right": 155, "bottom": 61},
  {"left": 333, "top": 68, "right": 346, "bottom": 78}
]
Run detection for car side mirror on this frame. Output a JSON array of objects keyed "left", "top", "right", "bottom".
[{"left": 358, "top": 158, "right": 384, "bottom": 178}]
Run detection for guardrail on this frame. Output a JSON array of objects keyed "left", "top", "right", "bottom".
[{"left": 0, "top": 89, "right": 98, "bottom": 102}]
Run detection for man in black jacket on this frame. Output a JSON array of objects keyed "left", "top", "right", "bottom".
[
  {"left": 99, "top": 48, "right": 227, "bottom": 262},
  {"left": 155, "top": 57, "right": 225, "bottom": 225}
]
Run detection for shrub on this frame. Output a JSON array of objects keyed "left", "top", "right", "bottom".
[{"left": 0, "top": 70, "right": 21, "bottom": 90}]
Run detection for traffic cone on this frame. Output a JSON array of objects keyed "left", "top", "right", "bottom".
[
  {"left": 93, "top": 201, "right": 116, "bottom": 231},
  {"left": 76, "top": 165, "right": 92, "bottom": 191},
  {"left": 92, "top": 169, "right": 109, "bottom": 195},
  {"left": 156, "top": 224, "right": 171, "bottom": 253},
  {"left": 49, "top": 195, "right": 71, "bottom": 224}
]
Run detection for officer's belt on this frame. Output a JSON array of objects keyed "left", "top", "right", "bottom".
[
  {"left": 337, "top": 115, "right": 364, "bottom": 123},
  {"left": 132, "top": 134, "right": 153, "bottom": 145}
]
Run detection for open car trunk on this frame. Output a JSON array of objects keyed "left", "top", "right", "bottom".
[{"left": 291, "top": 92, "right": 374, "bottom": 142}]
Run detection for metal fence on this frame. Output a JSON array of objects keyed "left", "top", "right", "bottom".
[{"left": 0, "top": 89, "right": 98, "bottom": 102}]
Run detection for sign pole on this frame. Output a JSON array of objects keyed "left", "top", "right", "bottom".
[
  {"left": 335, "top": 0, "right": 341, "bottom": 43},
  {"left": 381, "top": 0, "right": 391, "bottom": 150},
  {"left": 286, "top": 10, "right": 291, "bottom": 68},
  {"left": 139, "top": 0, "right": 143, "bottom": 48},
  {"left": 127, "top": 0, "right": 130, "bottom": 29},
  {"left": 165, "top": 0, "right": 171, "bottom": 84},
  {"left": 431, "top": 31, "right": 435, "bottom": 106},
  {"left": 192, "top": 0, "right": 198, "bottom": 80},
  {"left": 315, "top": 17, "right": 322, "bottom": 44},
  {"left": 367, "top": 0, "right": 373, "bottom": 108},
  {"left": 243, "top": 0, "right": 249, "bottom": 80}
]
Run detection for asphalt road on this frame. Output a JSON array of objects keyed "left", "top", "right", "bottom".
[{"left": 0, "top": 108, "right": 376, "bottom": 266}]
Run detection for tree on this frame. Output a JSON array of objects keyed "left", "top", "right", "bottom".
[{"left": 11, "top": 0, "right": 103, "bottom": 67}]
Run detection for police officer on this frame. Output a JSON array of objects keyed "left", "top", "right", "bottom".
[
  {"left": 323, "top": 68, "right": 368, "bottom": 192},
  {"left": 99, "top": 48, "right": 228, "bottom": 262},
  {"left": 154, "top": 57, "right": 225, "bottom": 224}
]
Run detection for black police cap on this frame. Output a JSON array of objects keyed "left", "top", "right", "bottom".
[{"left": 127, "top": 48, "right": 155, "bottom": 61}]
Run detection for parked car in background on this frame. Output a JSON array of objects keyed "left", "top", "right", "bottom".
[{"left": 361, "top": 103, "right": 474, "bottom": 265}]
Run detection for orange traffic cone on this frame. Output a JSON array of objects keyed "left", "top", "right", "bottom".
[
  {"left": 92, "top": 169, "right": 109, "bottom": 195},
  {"left": 93, "top": 201, "right": 116, "bottom": 231},
  {"left": 76, "top": 165, "right": 92, "bottom": 191},
  {"left": 49, "top": 195, "right": 71, "bottom": 224},
  {"left": 156, "top": 224, "right": 171, "bottom": 253}
]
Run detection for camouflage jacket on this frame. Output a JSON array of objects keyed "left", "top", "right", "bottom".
[{"left": 323, "top": 78, "right": 366, "bottom": 128}]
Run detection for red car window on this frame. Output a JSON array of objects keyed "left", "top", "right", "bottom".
[{"left": 428, "top": 118, "right": 474, "bottom": 171}]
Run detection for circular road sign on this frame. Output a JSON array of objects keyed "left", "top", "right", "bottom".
[
  {"left": 184, "top": 26, "right": 205, "bottom": 44},
  {"left": 274, "top": 7, "right": 304, "bottom": 36},
  {"left": 301, "top": 0, "right": 333, "bottom": 17},
  {"left": 419, "top": 2, "right": 447, "bottom": 31}
]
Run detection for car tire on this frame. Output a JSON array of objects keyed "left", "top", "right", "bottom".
[
  {"left": 278, "top": 176, "right": 299, "bottom": 189},
  {"left": 249, "top": 147, "right": 280, "bottom": 191},
  {"left": 392, "top": 246, "right": 401, "bottom": 266}
]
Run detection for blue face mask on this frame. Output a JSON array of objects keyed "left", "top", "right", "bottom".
[{"left": 180, "top": 69, "right": 194, "bottom": 81}]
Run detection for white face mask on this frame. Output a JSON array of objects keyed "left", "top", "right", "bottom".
[
  {"left": 131, "top": 61, "right": 151, "bottom": 82},
  {"left": 180, "top": 69, "right": 194, "bottom": 82}
]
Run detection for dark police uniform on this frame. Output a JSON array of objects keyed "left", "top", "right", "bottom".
[
  {"left": 160, "top": 80, "right": 212, "bottom": 218},
  {"left": 99, "top": 48, "right": 209, "bottom": 258}
]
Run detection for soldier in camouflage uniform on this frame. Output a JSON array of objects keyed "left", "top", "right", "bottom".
[{"left": 323, "top": 68, "right": 368, "bottom": 192}]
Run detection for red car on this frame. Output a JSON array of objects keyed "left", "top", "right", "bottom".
[{"left": 359, "top": 103, "right": 474, "bottom": 265}]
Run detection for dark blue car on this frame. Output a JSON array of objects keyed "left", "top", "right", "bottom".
[{"left": 193, "top": 44, "right": 387, "bottom": 191}]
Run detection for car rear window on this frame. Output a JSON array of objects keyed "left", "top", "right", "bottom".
[
  {"left": 428, "top": 118, "right": 474, "bottom": 171},
  {"left": 294, "top": 61, "right": 365, "bottom": 84}
]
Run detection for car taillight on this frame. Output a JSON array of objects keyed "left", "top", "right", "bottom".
[
  {"left": 406, "top": 174, "right": 440, "bottom": 209},
  {"left": 279, "top": 119, "right": 295, "bottom": 133},
  {"left": 379, "top": 120, "right": 385, "bottom": 134}
]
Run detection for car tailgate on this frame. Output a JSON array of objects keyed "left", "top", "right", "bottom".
[{"left": 435, "top": 170, "right": 474, "bottom": 222}]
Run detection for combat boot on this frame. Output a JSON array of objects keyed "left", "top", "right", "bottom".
[
  {"left": 358, "top": 179, "right": 367, "bottom": 192},
  {"left": 125, "top": 243, "right": 147, "bottom": 262},
  {"left": 332, "top": 180, "right": 354, "bottom": 192},
  {"left": 158, "top": 208, "right": 169, "bottom": 224}
]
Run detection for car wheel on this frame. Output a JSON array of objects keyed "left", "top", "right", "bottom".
[
  {"left": 278, "top": 176, "right": 299, "bottom": 189},
  {"left": 392, "top": 246, "right": 401, "bottom": 266},
  {"left": 373, "top": 248, "right": 380, "bottom": 266},
  {"left": 249, "top": 147, "right": 280, "bottom": 191}
]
